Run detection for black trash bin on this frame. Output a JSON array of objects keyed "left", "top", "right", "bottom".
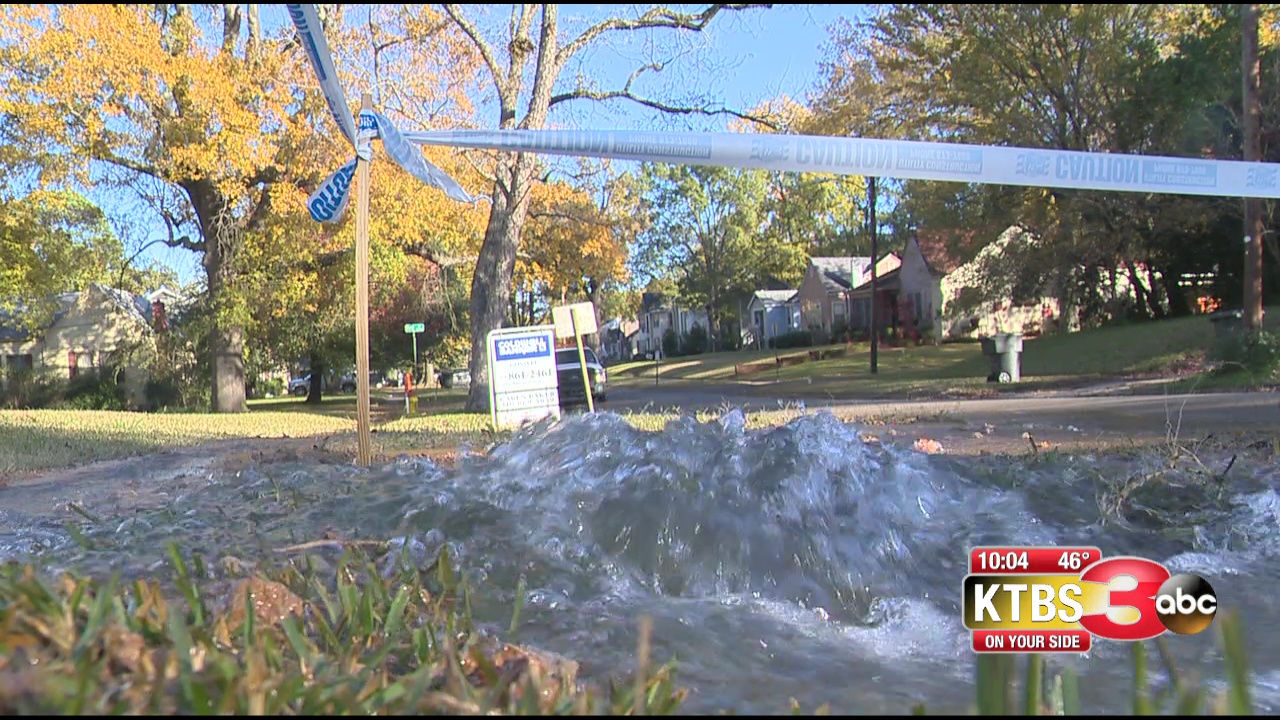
[
  {"left": 1208, "top": 309, "right": 1244, "bottom": 339},
  {"left": 980, "top": 333, "right": 1023, "bottom": 383}
]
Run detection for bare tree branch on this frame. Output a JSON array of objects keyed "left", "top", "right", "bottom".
[
  {"left": 404, "top": 243, "right": 476, "bottom": 268},
  {"left": 442, "top": 4, "right": 506, "bottom": 104},
  {"left": 527, "top": 208, "right": 610, "bottom": 226},
  {"left": 159, "top": 208, "right": 204, "bottom": 253},
  {"left": 549, "top": 87, "right": 780, "bottom": 130},
  {"left": 557, "top": 4, "right": 770, "bottom": 66}
]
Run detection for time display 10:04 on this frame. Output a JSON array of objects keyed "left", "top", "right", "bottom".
[{"left": 973, "top": 550, "right": 1029, "bottom": 571}]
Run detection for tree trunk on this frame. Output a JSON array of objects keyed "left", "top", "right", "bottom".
[
  {"left": 1161, "top": 264, "right": 1193, "bottom": 317},
  {"left": 465, "top": 153, "right": 538, "bottom": 411},
  {"left": 192, "top": 182, "right": 247, "bottom": 413},
  {"left": 306, "top": 349, "right": 324, "bottom": 404},
  {"left": 1243, "top": 3, "right": 1265, "bottom": 330}
]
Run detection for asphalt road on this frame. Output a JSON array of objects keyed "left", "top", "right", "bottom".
[{"left": 601, "top": 383, "right": 1280, "bottom": 438}]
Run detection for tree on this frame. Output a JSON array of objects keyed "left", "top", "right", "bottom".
[
  {"left": 634, "top": 163, "right": 768, "bottom": 350},
  {"left": 806, "top": 4, "right": 1278, "bottom": 324},
  {"left": 439, "top": 3, "right": 770, "bottom": 410},
  {"left": 0, "top": 5, "right": 340, "bottom": 411},
  {"left": 0, "top": 190, "right": 170, "bottom": 328}
]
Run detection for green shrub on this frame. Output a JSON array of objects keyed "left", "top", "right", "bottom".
[
  {"left": 662, "top": 327, "right": 681, "bottom": 358},
  {"left": 1210, "top": 329, "right": 1280, "bottom": 377},
  {"left": 54, "top": 368, "right": 127, "bottom": 410},
  {"left": 681, "top": 324, "right": 708, "bottom": 355},
  {"left": 0, "top": 368, "right": 62, "bottom": 409},
  {"left": 769, "top": 330, "right": 813, "bottom": 349}
]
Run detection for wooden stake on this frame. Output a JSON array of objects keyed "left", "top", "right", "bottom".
[
  {"left": 355, "top": 92, "right": 373, "bottom": 466},
  {"left": 572, "top": 309, "right": 594, "bottom": 412}
]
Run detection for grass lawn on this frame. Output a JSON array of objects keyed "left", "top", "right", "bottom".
[
  {"left": 610, "top": 312, "right": 1279, "bottom": 398},
  {"left": 0, "top": 394, "right": 814, "bottom": 478}
]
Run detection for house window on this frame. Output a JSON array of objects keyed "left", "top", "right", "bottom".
[
  {"left": 912, "top": 292, "right": 923, "bottom": 324},
  {"left": 753, "top": 310, "right": 764, "bottom": 328}
]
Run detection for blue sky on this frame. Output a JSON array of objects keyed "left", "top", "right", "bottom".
[{"left": 124, "top": 4, "right": 863, "bottom": 286}]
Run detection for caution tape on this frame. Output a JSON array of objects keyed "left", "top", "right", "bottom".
[{"left": 405, "top": 128, "right": 1280, "bottom": 199}]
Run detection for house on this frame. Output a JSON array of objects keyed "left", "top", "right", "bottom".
[
  {"left": 599, "top": 317, "right": 640, "bottom": 363},
  {"left": 741, "top": 290, "right": 801, "bottom": 348},
  {"left": 845, "top": 252, "right": 908, "bottom": 338},
  {"left": 0, "top": 284, "right": 166, "bottom": 405},
  {"left": 798, "top": 255, "right": 903, "bottom": 341},
  {"left": 635, "top": 292, "right": 709, "bottom": 357}
]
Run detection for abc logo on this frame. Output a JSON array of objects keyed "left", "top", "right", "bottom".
[{"left": 1154, "top": 573, "right": 1217, "bottom": 635}]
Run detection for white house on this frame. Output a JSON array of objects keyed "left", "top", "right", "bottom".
[
  {"left": 0, "top": 284, "right": 164, "bottom": 405},
  {"left": 635, "top": 292, "right": 709, "bottom": 357}
]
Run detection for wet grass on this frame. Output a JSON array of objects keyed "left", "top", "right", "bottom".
[
  {"left": 0, "top": 545, "right": 683, "bottom": 715},
  {"left": 0, "top": 543, "right": 1257, "bottom": 715},
  {"left": 957, "top": 617, "right": 1254, "bottom": 715}
]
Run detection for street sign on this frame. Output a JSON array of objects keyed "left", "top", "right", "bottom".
[
  {"left": 552, "top": 302, "right": 597, "bottom": 338},
  {"left": 485, "top": 326, "right": 560, "bottom": 429},
  {"left": 404, "top": 322, "right": 425, "bottom": 333}
]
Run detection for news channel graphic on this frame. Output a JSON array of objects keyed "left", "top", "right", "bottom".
[{"left": 962, "top": 546, "right": 1218, "bottom": 653}]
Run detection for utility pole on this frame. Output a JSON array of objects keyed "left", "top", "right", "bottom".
[
  {"left": 1242, "top": 3, "right": 1265, "bottom": 330},
  {"left": 869, "top": 176, "right": 879, "bottom": 374}
]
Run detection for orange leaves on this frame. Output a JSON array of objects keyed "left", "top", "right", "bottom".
[{"left": 521, "top": 180, "right": 630, "bottom": 296}]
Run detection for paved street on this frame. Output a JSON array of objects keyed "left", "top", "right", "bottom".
[{"left": 601, "top": 383, "right": 1280, "bottom": 439}]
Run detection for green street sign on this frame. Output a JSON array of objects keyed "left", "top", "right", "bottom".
[{"left": 404, "top": 323, "right": 425, "bottom": 334}]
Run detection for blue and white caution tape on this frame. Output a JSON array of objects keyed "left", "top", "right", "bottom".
[
  {"left": 307, "top": 158, "right": 357, "bottom": 223},
  {"left": 405, "top": 129, "right": 1280, "bottom": 200},
  {"left": 359, "top": 111, "right": 478, "bottom": 204},
  {"left": 286, "top": 4, "right": 357, "bottom": 148},
  {"left": 289, "top": 5, "right": 481, "bottom": 223}
]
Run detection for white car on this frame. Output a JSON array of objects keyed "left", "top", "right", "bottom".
[{"left": 555, "top": 347, "right": 606, "bottom": 406}]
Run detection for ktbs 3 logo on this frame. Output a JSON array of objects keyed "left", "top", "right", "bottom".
[{"left": 963, "top": 547, "right": 1218, "bottom": 653}]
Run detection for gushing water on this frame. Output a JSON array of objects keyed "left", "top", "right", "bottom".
[{"left": 2, "top": 410, "right": 1278, "bottom": 714}]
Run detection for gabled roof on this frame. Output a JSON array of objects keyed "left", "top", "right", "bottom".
[
  {"left": 97, "top": 285, "right": 153, "bottom": 328},
  {"left": 751, "top": 289, "right": 799, "bottom": 306},
  {"left": 808, "top": 256, "right": 868, "bottom": 293},
  {"left": 0, "top": 285, "right": 161, "bottom": 343},
  {"left": 849, "top": 266, "right": 902, "bottom": 294}
]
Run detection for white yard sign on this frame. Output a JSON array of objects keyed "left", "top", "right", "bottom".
[{"left": 486, "top": 326, "right": 560, "bottom": 429}]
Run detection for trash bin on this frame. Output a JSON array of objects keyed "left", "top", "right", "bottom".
[
  {"left": 1208, "top": 309, "right": 1244, "bottom": 339},
  {"left": 980, "top": 332, "right": 1023, "bottom": 383}
]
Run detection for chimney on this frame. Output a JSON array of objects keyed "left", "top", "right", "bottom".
[{"left": 153, "top": 299, "right": 167, "bottom": 332}]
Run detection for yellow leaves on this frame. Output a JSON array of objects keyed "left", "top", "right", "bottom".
[
  {"left": 1, "top": 4, "right": 312, "bottom": 190},
  {"left": 732, "top": 95, "right": 810, "bottom": 133},
  {"left": 522, "top": 179, "right": 630, "bottom": 297}
]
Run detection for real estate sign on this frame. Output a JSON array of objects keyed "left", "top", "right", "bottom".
[{"left": 485, "top": 326, "right": 560, "bottom": 429}]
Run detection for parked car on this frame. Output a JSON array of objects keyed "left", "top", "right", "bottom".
[
  {"left": 555, "top": 347, "right": 606, "bottom": 407},
  {"left": 438, "top": 368, "right": 471, "bottom": 389},
  {"left": 289, "top": 373, "right": 316, "bottom": 396},
  {"left": 340, "top": 371, "right": 387, "bottom": 393}
]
